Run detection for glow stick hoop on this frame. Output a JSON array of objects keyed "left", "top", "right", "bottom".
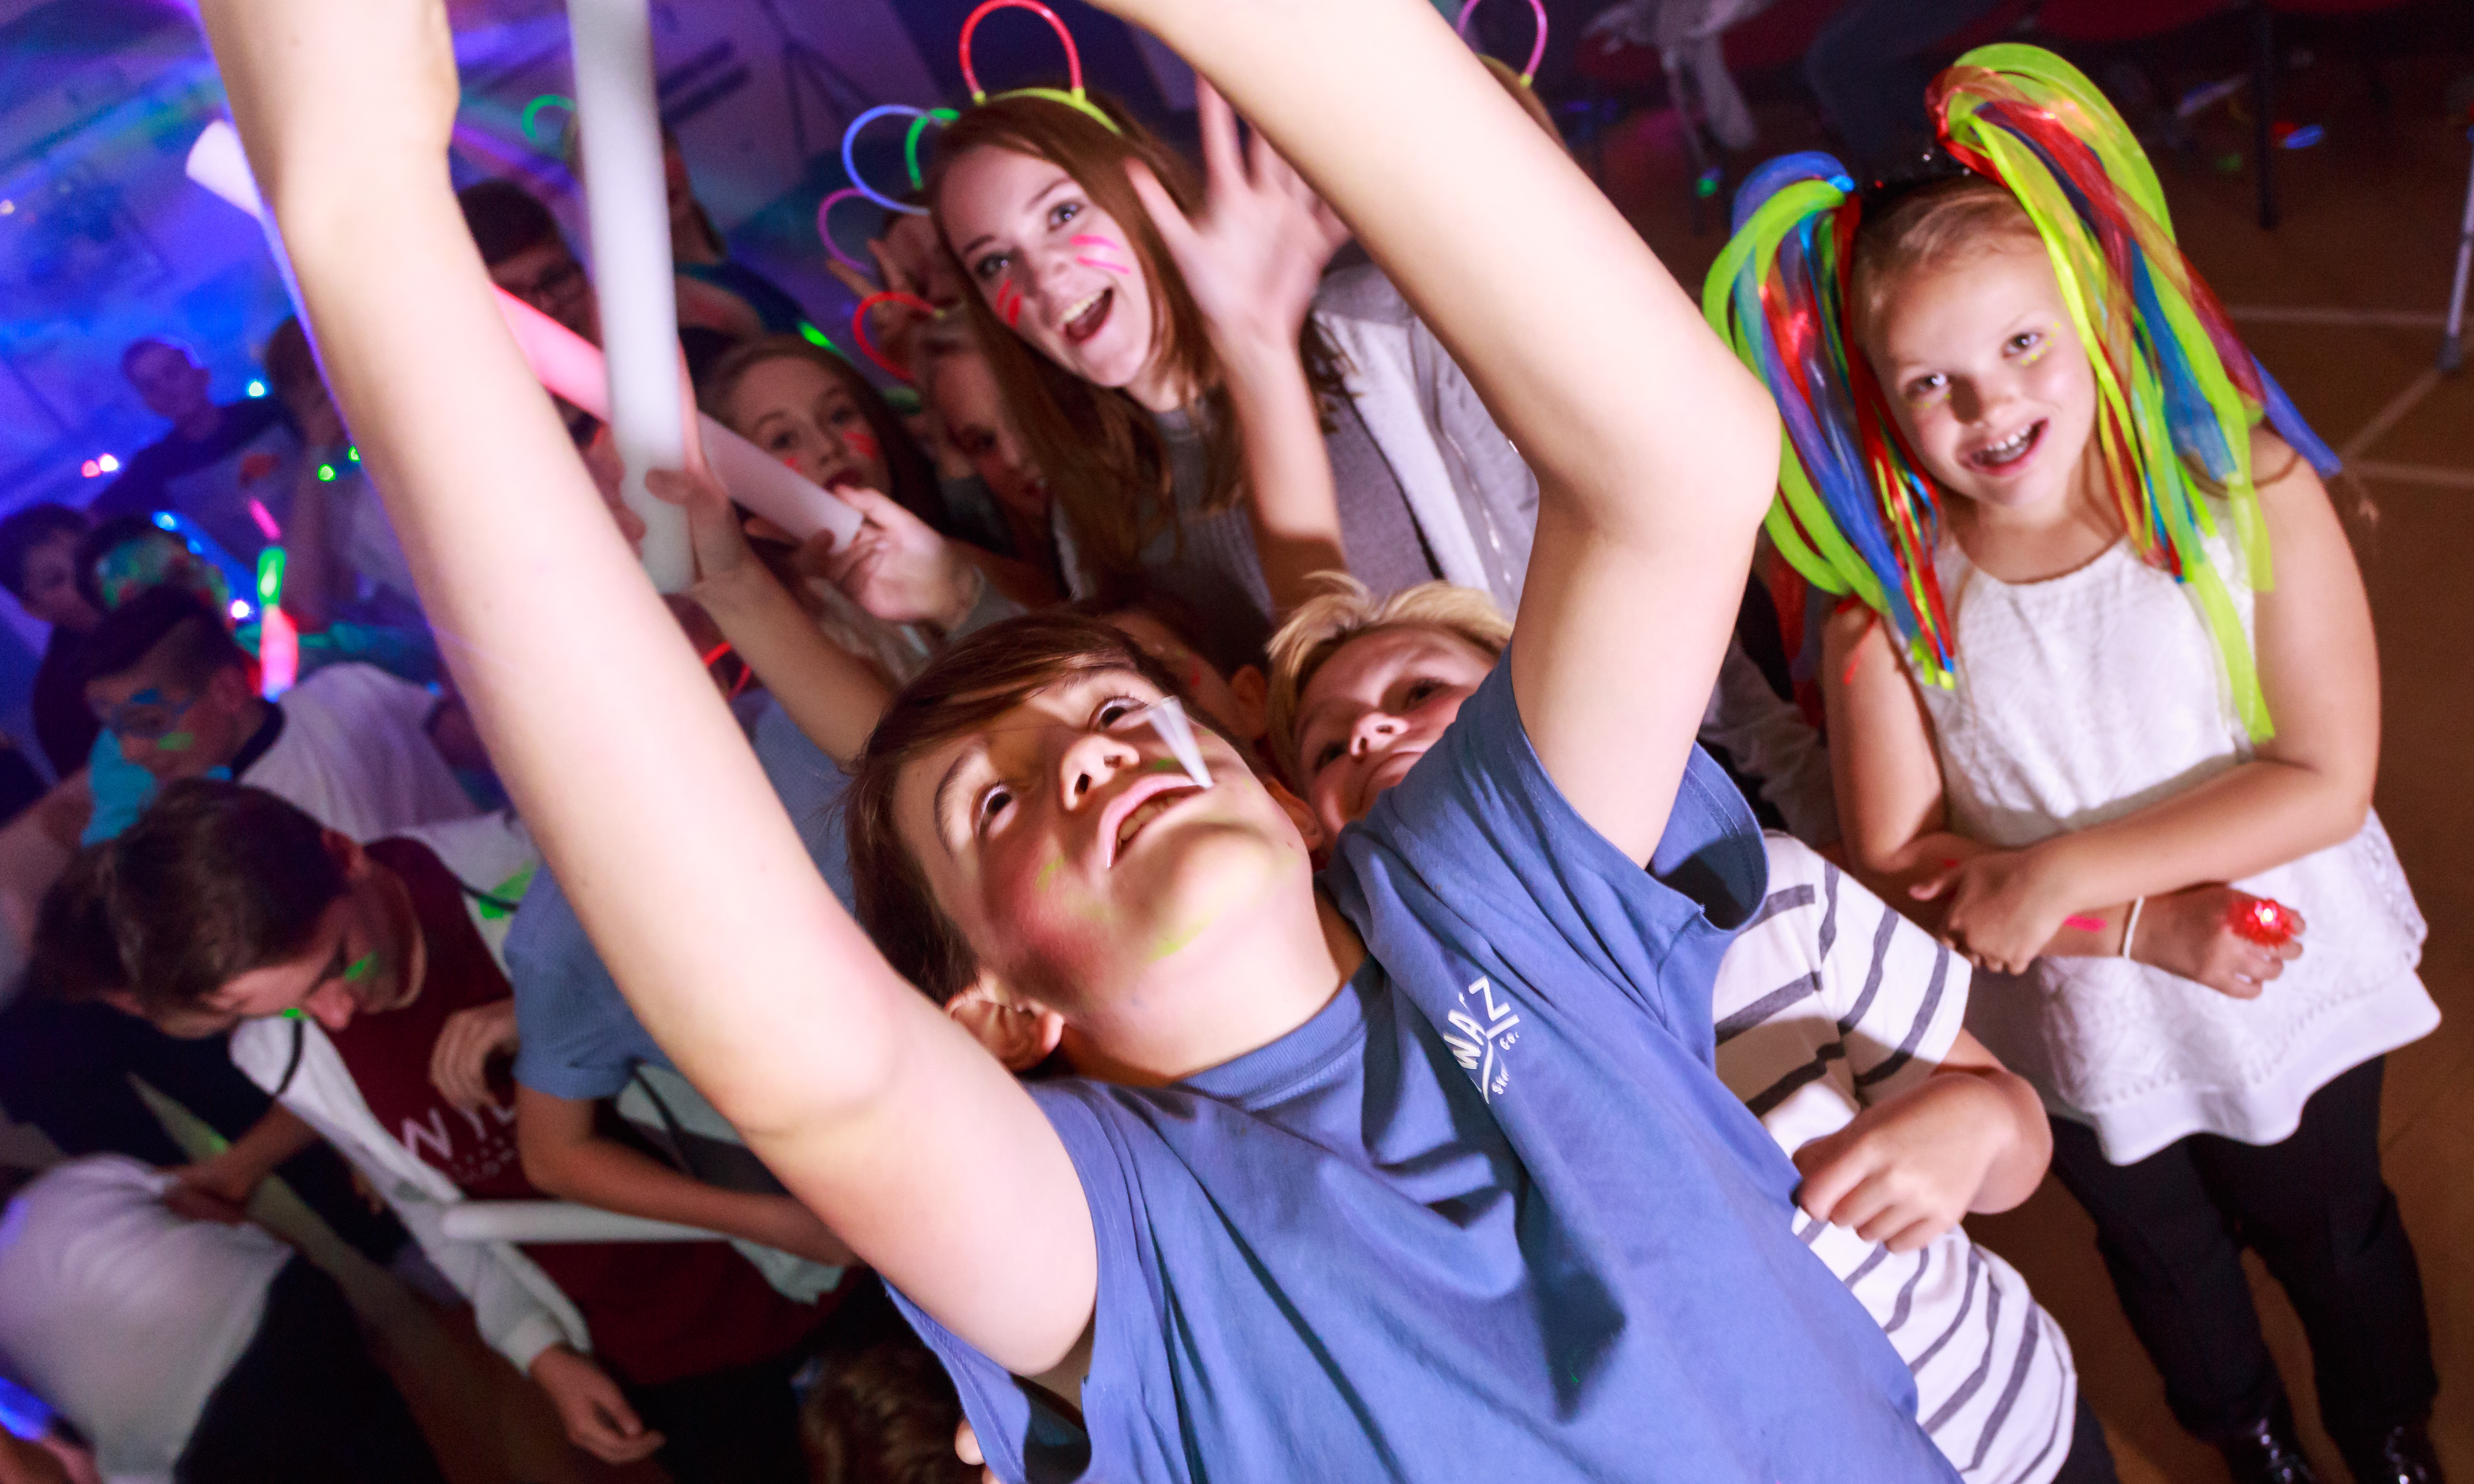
[
  {"left": 906, "top": 108, "right": 960, "bottom": 187},
  {"left": 493, "top": 292, "right": 866, "bottom": 547},
  {"left": 568, "top": 0, "right": 694, "bottom": 592},
  {"left": 1455, "top": 0, "right": 1549, "bottom": 87},
  {"left": 852, "top": 292, "right": 939, "bottom": 382},
  {"left": 958, "top": 0, "right": 1122, "bottom": 134},
  {"left": 521, "top": 93, "right": 576, "bottom": 147},
  {"left": 842, "top": 106, "right": 944, "bottom": 214},
  {"left": 815, "top": 188, "right": 878, "bottom": 273}
]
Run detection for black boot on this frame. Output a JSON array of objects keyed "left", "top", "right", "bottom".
[
  {"left": 2220, "top": 1398, "right": 2321, "bottom": 1484},
  {"left": 2338, "top": 1419, "right": 2445, "bottom": 1484}
]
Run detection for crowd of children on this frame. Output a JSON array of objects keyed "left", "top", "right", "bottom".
[{"left": 0, "top": 0, "right": 2444, "bottom": 1481}]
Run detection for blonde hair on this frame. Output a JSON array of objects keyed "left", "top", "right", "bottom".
[
  {"left": 1264, "top": 575, "right": 1513, "bottom": 778},
  {"left": 1848, "top": 175, "right": 2043, "bottom": 338}
]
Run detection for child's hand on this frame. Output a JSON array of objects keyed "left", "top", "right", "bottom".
[
  {"left": 1911, "top": 847, "right": 2076, "bottom": 975},
  {"left": 2132, "top": 886, "right": 2306, "bottom": 999},
  {"left": 1127, "top": 79, "right": 1347, "bottom": 359},
  {"left": 198, "top": 0, "right": 459, "bottom": 215},
  {"left": 1791, "top": 1076, "right": 2014, "bottom": 1252},
  {"left": 530, "top": 1346, "right": 664, "bottom": 1465},
  {"left": 810, "top": 488, "right": 980, "bottom": 631},
  {"left": 646, "top": 463, "right": 762, "bottom": 596},
  {"left": 429, "top": 999, "right": 518, "bottom": 1112}
]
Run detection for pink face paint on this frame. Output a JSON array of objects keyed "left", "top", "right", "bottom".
[
  {"left": 997, "top": 280, "right": 1023, "bottom": 330},
  {"left": 2063, "top": 914, "right": 2108, "bottom": 933},
  {"left": 1071, "top": 233, "right": 1134, "bottom": 275},
  {"left": 842, "top": 427, "right": 881, "bottom": 466}
]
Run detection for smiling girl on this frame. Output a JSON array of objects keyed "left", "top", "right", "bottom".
[
  {"left": 1715, "top": 50, "right": 2439, "bottom": 1484},
  {"left": 927, "top": 82, "right": 1539, "bottom": 673}
]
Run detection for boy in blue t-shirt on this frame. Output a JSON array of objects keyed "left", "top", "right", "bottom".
[{"left": 220, "top": 0, "right": 1964, "bottom": 1477}]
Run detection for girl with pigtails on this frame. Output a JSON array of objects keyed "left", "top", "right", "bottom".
[{"left": 1710, "top": 46, "right": 2440, "bottom": 1484}]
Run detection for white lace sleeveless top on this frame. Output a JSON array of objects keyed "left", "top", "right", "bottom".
[{"left": 1906, "top": 522, "right": 2433, "bottom": 1163}]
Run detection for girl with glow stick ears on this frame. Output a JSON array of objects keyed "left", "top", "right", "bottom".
[{"left": 1709, "top": 45, "right": 2441, "bottom": 1484}]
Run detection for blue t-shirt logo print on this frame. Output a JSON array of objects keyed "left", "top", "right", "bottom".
[{"left": 1443, "top": 976, "right": 1519, "bottom": 1100}]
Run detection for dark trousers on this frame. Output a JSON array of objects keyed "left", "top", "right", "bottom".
[
  {"left": 176, "top": 1257, "right": 446, "bottom": 1484},
  {"left": 2052, "top": 1390, "right": 2122, "bottom": 1484},
  {"left": 2047, "top": 1056, "right": 2436, "bottom": 1445},
  {"left": 0, "top": 995, "right": 407, "bottom": 1264}
]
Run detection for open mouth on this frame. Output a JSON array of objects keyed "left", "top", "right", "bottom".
[
  {"left": 1968, "top": 419, "right": 2045, "bottom": 472},
  {"left": 1105, "top": 779, "right": 1197, "bottom": 867},
  {"left": 1060, "top": 287, "right": 1114, "bottom": 346}
]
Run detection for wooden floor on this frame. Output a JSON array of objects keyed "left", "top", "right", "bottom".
[{"left": 1607, "top": 45, "right": 2474, "bottom": 1484}]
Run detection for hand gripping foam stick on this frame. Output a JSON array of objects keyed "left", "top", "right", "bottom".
[{"left": 566, "top": 0, "right": 693, "bottom": 591}]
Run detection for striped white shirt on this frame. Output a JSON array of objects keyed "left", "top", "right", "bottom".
[{"left": 1715, "top": 836, "right": 2077, "bottom": 1484}]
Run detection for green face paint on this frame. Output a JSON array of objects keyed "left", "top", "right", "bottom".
[
  {"left": 341, "top": 952, "right": 378, "bottom": 984},
  {"left": 281, "top": 1007, "right": 304, "bottom": 1020},
  {"left": 1035, "top": 855, "right": 1064, "bottom": 891},
  {"left": 154, "top": 730, "right": 195, "bottom": 752}
]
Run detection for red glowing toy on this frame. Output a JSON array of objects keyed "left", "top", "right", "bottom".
[{"left": 2228, "top": 896, "right": 2299, "bottom": 948}]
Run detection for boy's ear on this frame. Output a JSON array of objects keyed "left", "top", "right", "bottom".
[
  {"left": 945, "top": 975, "right": 1066, "bottom": 1073},
  {"left": 1225, "top": 664, "right": 1269, "bottom": 746},
  {"left": 1264, "top": 776, "right": 1327, "bottom": 858}
]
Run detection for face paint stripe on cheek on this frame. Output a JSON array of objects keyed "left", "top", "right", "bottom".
[
  {"left": 1071, "top": 233, "right": 1134, "bottom": 275},
  {"left": 997, "top": 280, "right": 1023, "bottom": 329}
]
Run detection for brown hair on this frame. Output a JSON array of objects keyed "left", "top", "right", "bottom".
[
  {"left": 843, "top": 612, "right": 1208, "bottom": 1006},
  {"left": 1263, "top": 576, "right": 1512, "bottom": 779},
  {"left": 799, "top": 1338, "right": 977, "bottom": 1484},
  {"left": 697, "top": 334, "right": 944, "bottom": 527},
  {"left": 29, "top": 845, "right": 124, "bottom": 1005},
  {"left": 927, "top": 92, "right": 1349, "bottom": 580},
  {"left": 99, "top": 780, "right": 346, "bottom": 1018},
  {"left": 78, "top": 587, "right": 248, "bottom": 691},
  {"left": 1848, "top": 175, "right": 2043, "bottom": 339}
]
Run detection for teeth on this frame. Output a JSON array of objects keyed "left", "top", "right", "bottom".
[
  {"left": 1980, "top": 425, "right": 2034, "bottom": 462},
  {"left": 1118, "top": 793, "right": 1173, "bottom": 853},
  {"left": 1062, "top": 291, "right": 1104, "bottom": 327}
]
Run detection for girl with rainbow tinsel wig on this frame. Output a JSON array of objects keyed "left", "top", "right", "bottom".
[{"left": 1708, "top": 44, "right": 2443, "bottom": 1484}]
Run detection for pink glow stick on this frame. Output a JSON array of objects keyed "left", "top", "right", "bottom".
[{"left": 492, "top": 292, "right": 865, "bottom": 546}]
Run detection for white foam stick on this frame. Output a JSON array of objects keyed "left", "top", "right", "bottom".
[
  {"left": 567, "top": 0, "right": 693, "bottom": 592},
  {"left": 1146, "top": 697, "right": 1213, "bottom": 789},
  {"left": 490, "top": 293, "right": 865, "bottom": 546},
  {"left": 184, "top": 121, "right": 307, "bottom": 322},
  {"left": 191, "top": 123, "right": 864, "bottom": 550},
  {"left": 439, "top": 1200, "right": 725, "bottom": 1244}
]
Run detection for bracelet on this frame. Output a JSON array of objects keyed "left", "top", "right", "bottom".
[{"left": 2120, "top": 897, "right": 2145, "bottom": 960}]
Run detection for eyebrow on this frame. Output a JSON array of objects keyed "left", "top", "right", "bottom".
[
  {"left": 931, "top": 740, "right": 991, "bottom": 859},
  {"left": 956, "top": 173, "right": 1079, "bottom": 258}
]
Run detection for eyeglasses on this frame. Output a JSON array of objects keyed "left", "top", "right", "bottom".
[
  {"left": 504, "top": 255, "right": 589, "bottom": 311},
  {"left": 95, "top": 685, "right": 204, "bottom": 742}
]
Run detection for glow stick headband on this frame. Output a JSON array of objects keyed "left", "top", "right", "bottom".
[
  {"left": 1708, "top": 45, "right": 2340, "bottom": 740},
  {"left": 960, "top": 0, "right": 1121, "bottom": 134},
  {"left": 841, "top": 105, "right": 959, "bottom": 216},
  {"left": 1456, "top": 0, "right": 1548, "bottom": 88}
]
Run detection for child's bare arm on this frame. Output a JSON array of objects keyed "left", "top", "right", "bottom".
[
  {"left": 1127, "top": 80, "right": 1348, "bottom": 615},
  {"left": 1098, "top": 0, "right": 1777, "bottom": 863},
  {"left": 200, "top": 0, "right": 1094, "bottom": 1377},
  {"left": 1896, "top": 436, "right": 2375, "bottom": 971},
  {"left": 1792, "top": 1028, "right": 2049, "bottom": 1252}
]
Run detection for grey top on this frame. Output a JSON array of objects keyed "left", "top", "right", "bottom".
[{"left": 1092, "top": 398, "right": 1440, "bottom": 675}]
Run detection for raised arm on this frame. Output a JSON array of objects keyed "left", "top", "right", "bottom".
[
  {"left": 199, "top": 0, "right": 1091, "bottom": 1376},
  {"left": 1099, "top": 0, "right": 1779, "bottom": 860},
  {"left": 1127, "top": 80, "right": 1350, "bottom": 615}
]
